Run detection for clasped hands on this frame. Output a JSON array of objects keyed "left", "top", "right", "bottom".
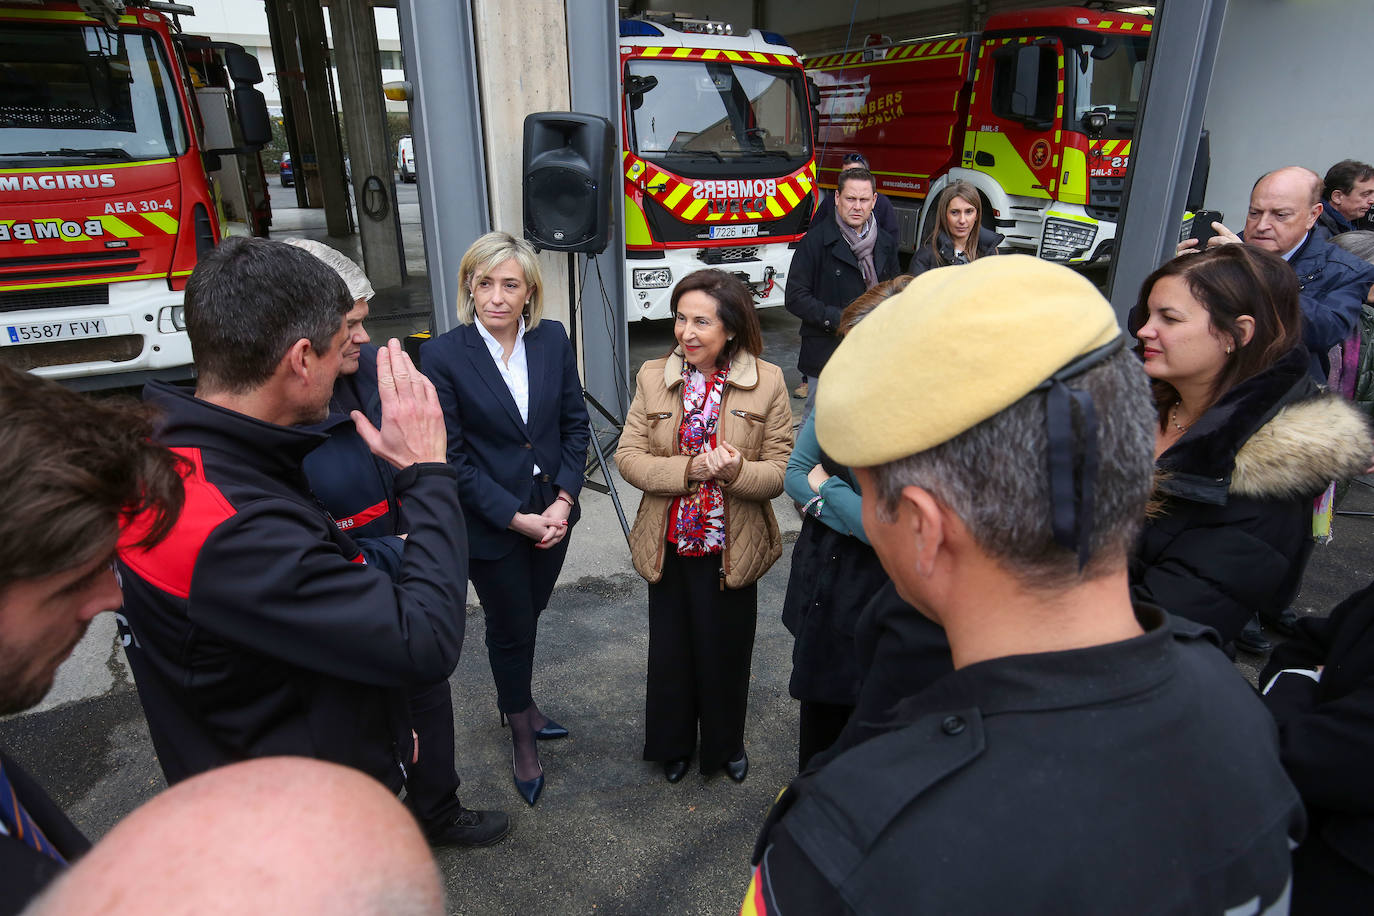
[
  {"left": 688, "top": 441, "right": 742, "bottom": 484},
  {"left": 510, "top": 492, "right": 572, "bottom": 549}
]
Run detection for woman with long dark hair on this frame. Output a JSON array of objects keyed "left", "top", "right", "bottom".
[
  {"left": 1129, "top": 244, "right": 1371, "bottom": 650},
  {"left": 616, "top": 269, "right": 792, "bottom": 784},
  {"left": 910, "top": 180, "right": 1003, "bottom": 275}
]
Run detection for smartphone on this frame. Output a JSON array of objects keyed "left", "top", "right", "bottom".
[{"left": 1190, "top": 209, "right": 1224, "bottom": 247}]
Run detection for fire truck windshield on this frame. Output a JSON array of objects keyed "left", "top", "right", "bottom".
[
  {"left": 0, "top": 24, "right": 188, "bottom": 162},
  {"left": 627, "top": 58, "right": 809, "bottom": 166},
  {"left": 1068, "top": 35, "right": 1149, "bottom": 136}
]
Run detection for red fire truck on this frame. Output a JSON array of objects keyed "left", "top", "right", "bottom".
[
  {"left": 808, "top": 6, "right": 1152, "bottom": 264},
  {"left": 620, "top": 14, "right": 817, "bottom": 320},
  {"left": 0, "top": 0, "right": 270, "bottom": 388}
]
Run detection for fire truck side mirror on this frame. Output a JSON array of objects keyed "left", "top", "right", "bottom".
[
  {"left": 224, "top": 47, "right": 263, "bottom": 86},
  {"left": 233, "top": 87, "right": 272, "bottom": 149},
  {"left": 807, "top": 77, "right": 821, "bottom": 109}
]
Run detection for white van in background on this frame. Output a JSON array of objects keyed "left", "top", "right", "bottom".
[{"left": 397, "top": 136, "right": 416, "bottom": 183}]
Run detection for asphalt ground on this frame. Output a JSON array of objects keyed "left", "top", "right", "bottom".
[{"left": 6, "top": 192, "right": 1374, "bottom": 913}]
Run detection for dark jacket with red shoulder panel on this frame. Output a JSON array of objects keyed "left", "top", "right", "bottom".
[{"left": 115, "top": 381, "right": 468, "bottom": 792}]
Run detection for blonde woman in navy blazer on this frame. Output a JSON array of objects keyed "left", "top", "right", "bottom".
[{"left": 421, "top": 232, "right": 589, "bottom": 807}]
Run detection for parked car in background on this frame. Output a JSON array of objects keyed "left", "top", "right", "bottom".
[
  {"left": 397, "top": 136, "right": 415, "bottom": 183},
  {"left": 279, "top": 152, "right": 294, "bottom": 187}
]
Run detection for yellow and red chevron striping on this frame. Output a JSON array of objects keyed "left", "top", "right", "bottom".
[
  {"left": 805, "top": 36, "right": 968, "bottom": 70},
  {"left": 623, "top": 153, "right": 815, "bottom": 223},
  {"left": 1089, "top": 139, "right": 1133, "bottom": 157},
  {"left": 624, "top": 45, "right": 798, "bottom": 67}
]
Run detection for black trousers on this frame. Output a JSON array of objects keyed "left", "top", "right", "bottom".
[
  {"left": 797, "top": 700, "right": 853, "bottom": 772},
  {"left": 404, "top": 679, "right": 463, "bottom": 829},
  {"left": 468, "top": 477, "right": 570, "bottom": 715},
  {"left": 643, "top": 547, "right": 757, "bottom": 773}
]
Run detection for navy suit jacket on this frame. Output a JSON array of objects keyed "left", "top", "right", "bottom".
[{"left": 421, "top": 320, "right": 589, "bottom": 560}]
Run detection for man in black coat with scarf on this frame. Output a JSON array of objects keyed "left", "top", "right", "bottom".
[{"left": 786, "top": 167, "right": 899, "bottom": 414}]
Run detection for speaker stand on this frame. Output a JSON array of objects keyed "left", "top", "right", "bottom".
[{"left": 566, "top": 253, "right": 632, "bottom": 547}]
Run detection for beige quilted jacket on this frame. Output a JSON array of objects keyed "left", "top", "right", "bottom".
[{"left": 615, "top": 348, "right": 793, "bottom": 589}]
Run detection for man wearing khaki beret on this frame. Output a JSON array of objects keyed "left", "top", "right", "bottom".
[{"left": 743, "top": 256, "right": 1303, "bottom": 913}]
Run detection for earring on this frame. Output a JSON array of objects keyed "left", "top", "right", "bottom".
[
  {"left": 1226, "top": 345, "right": 1233, "bottom": 354},
  {"left": 727, "top": 336, "right": 735, "bottom": 342}
]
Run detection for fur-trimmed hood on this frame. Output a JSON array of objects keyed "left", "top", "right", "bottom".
[{"left": 1158, "top": 346, "right": 1373, "bottom": 506}]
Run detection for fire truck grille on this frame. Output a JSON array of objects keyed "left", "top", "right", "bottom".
[
  {"left": 697, "top": 246, "right": 760, "bottom": 265},
  {"left": 0, "top": 285, "right": 111, "bottom": 314},
  {"left": 0, "top": 334, "right": 142, "bottom": 371},
  {"left": 1087, "top": 177, "right": 1126, "bottom": 222},
  {"left": 0, "top": 251, "right": 144, "bottom": 283}
]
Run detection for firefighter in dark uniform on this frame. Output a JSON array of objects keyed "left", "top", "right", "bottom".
[{"left": 743, "top": 255, "right": 1304, "bottom": 914}]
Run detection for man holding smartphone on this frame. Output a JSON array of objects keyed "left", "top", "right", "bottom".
[{"left": 1177, "top": 166, "right": 1374, "bottom": 382}]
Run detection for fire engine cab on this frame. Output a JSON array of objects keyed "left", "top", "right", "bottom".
[
  {"left": 0, "top": 0, "right": 270, "bottom": 388},
  {"left": 809, "top": 5, "right": 1152, "bottom": 264},
  {"left": 620, "top": 13, "right": 817, "bottom": 320}
]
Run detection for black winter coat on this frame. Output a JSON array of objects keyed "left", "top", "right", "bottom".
[
  {"left": 781, "top": 465, "right": 888, "bottom": 707},
  {"left": 1131, "top": 347, "right": 1372, "bottom": 647},
  {"left": 909, "top": 226, "right": 1004, "bottom": 276},
  {"left": 810, "top": 580, "right": 954, "bottom": 769},
  {"left": 1261, "top": 579, "right": 1374, "bottom": 906},
  {"left": 785, "top": 217, "right": 899, "bottom": 378}
]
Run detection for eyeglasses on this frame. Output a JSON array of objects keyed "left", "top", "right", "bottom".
[{"left": 842, "top": 154, "right": 867, "bottom": 165}]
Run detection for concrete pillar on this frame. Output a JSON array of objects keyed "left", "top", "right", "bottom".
[
  {"left": 1106, "top": 0, "right": 1225, "bottom": 326},
  {"left": 471, "top": 0, "right": 572, "bottom": 328},
  {"left": 395, "top": 1, "right": 490, "bottom": 334},
  {"left": 293, "top": 0, "right": 351, "bottom": 236},
  {"left": 328, "top": 0, "right": 405, "bottom": 288},
  {"left": 264, "top": 0, "right": 311, "bottom": 209}
]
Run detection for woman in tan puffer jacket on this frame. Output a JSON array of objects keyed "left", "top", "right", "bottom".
[{"left": 616, "top": 269, "right": 793, "bottom": 785}]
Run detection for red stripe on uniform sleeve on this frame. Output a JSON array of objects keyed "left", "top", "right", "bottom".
[{"left": 333, "top": 498, "right": 389, "bottom": 532}]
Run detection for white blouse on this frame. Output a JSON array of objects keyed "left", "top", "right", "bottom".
[{"left": 474, "top": 316, "right": 540, "bottom": 474}]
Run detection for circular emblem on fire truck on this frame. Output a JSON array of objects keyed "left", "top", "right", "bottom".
[{"left": 1029, "top": 139, "right": 1052, "bottom": 170}]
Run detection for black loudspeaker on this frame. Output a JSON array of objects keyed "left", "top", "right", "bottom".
[{"left": 523, "top": 112, "right": 614, "bottom": 253}]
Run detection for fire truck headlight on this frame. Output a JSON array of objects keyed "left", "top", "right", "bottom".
[
  {"left": 1041, "top": 218, "right": 1097, "bottom": 262},
  {"left": 633, "top": 268, "right": 673, "bottom": 289},
  {"left": 158, "top": 306, "right": 187, "bottom": 333}
]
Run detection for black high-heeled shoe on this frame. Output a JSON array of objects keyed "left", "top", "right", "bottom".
[
  {"left": 499, "top": 708, "right": 569, "bottom": 740},
  {"left": 724, "top": 751, "right": 749, "bottom": 783},
  {"left": 512, "top": 748, "right": 544, "bottom": 806},
  {"left": 534, "top": 718, "right": 569, "bottom": 740},
  {"left": 663, "top": 758, "right": 690, "bottom": 784}
]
